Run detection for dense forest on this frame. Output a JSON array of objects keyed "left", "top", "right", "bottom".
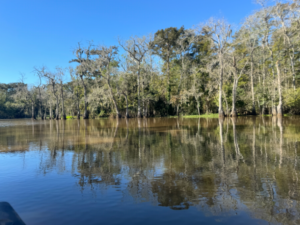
[{"left": 1, "top": 0, "right": 300, "bottom": 119}]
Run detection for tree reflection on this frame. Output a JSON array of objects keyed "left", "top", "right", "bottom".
[{"left": 2, "top": 117, "right": 300, "bottom": 224}]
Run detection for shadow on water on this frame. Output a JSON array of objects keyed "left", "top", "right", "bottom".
[{"left": 1, "top": 117, "right": 300, "bottom": 224}]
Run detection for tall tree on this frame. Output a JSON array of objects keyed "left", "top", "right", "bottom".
[
  {"left": 70, "top": 43, "right": 93, "bottom": 119},
  {"left": 205, "top": 19, "right": 232, "bottom": 117},
  {"left": 151, "top": 27, "right": 184, "bottom": 113},
  {"left": 119, "top": 36, "right": 150, "bottom": 117},
  {"left": 91, "top": 45, "right": 121, "bottom": 118}
]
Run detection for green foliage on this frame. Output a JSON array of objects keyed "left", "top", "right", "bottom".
[{"left": 0, "top": 83, "right": 28, "bottom": 119}]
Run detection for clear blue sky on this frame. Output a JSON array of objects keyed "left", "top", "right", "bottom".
[{"left": 0, "top": 0, "right": 260, "bottom": 85}]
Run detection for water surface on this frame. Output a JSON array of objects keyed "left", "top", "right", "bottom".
[{"left": 1, "top": 117, "right": 300, "bottom": 225}]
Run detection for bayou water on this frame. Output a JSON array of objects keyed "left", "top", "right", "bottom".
[{"left": 1, "top": 117, "right": 300, "bottom": 225}]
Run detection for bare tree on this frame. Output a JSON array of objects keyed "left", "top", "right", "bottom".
[
  {"left": 119, "top": 36, "right": 150, "bottom": 117},
  {"left": 34, "top": 67, "right": 45, "bottom": 119},
  {"left": 204, "top": 18, "right": 232, "bottom": 117}
]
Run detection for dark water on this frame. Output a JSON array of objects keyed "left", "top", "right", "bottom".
[{"left": 1, "top": 117, "right": 300, "bottom": 225}]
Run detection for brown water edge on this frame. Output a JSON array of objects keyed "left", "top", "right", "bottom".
[{"left": 1, "top": 117, "right": 300, "bottom": 225}]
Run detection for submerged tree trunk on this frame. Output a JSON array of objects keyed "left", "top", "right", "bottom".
[{"left": 276, "top": 61, "right": 283, "bottom": 117}]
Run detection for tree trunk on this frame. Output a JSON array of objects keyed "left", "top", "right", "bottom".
[
  {"left": 167, "top": 54, "right": 170, "bottom": 115},
  {"left": 290, "top": 54, "right": 296, "bottom": 91},
  {"left": 176, "top": 54, "right": 185, "bottom": 118},
  {"left": 262, "top": 47, "right": 266, "bottom": 116},
  {"left": 276, "top": 61, "right": 283, "bottom": 117},
  {"left": 77, "top": 107, "right": 80, "bottom": 119},
  {"left": 137, "top": 63, "right": 141, "bottom": 118},
  {"left": 231, "top": 80, "right": 237, "bottom": 117},
  {"left": 218, "top": 57, "right": 224, "bottom": 118},
  {"left": 250, "top": 59, "right": 256, "bottom": 115},
  {"left": 196, "top": 97, "right": 201, "bottom": 116},
  {"left": 38, "top": 89, "right": 42, "bottom": 120},
  {"left": 61, "top": 81, "right": 66, "bottom": 120},
  {"left": 50, "top": 102, "right": 53, "bottom": 119},
  {"left": 270, "top": 53, "right": 277, "bottom": 117},
  {"left": 146, "top": 100, "right": 149, "bottom": 117},
  {"left": 43, "top": 102, "right": 47, "bottom": 120},
  {"left": 55, "top": 97, "right": 59, "bottom": 120},
  {"left": 80, "top": 76, "right": 88, "bottom": 119},
  {"left": 107, "top": 79, "right": 120, "bottom": 118},
  {"left": 142, "top": 84, "right": 146, "bottom": 118},
  {"left": 125, "top": 94, "right": 128, "bottom": 118},
  {"left": 31, "top": 102, "right": 35, "bottom": 119}
]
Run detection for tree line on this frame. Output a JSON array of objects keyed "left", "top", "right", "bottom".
[{"left": 1, "top": 0, "right": 300, "bottom": 119}]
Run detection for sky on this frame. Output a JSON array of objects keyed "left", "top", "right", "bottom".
[{"left": 0, "top": 0, "right": 261, "bottom": 85}]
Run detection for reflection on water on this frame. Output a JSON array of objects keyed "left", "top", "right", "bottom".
[{"left": 1, "top": 117, "right": 300, "bottom": 224}]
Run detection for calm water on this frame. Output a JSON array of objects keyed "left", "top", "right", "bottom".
[{"left": 1, "top": 117, "right": 300, "bottom": 225}]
